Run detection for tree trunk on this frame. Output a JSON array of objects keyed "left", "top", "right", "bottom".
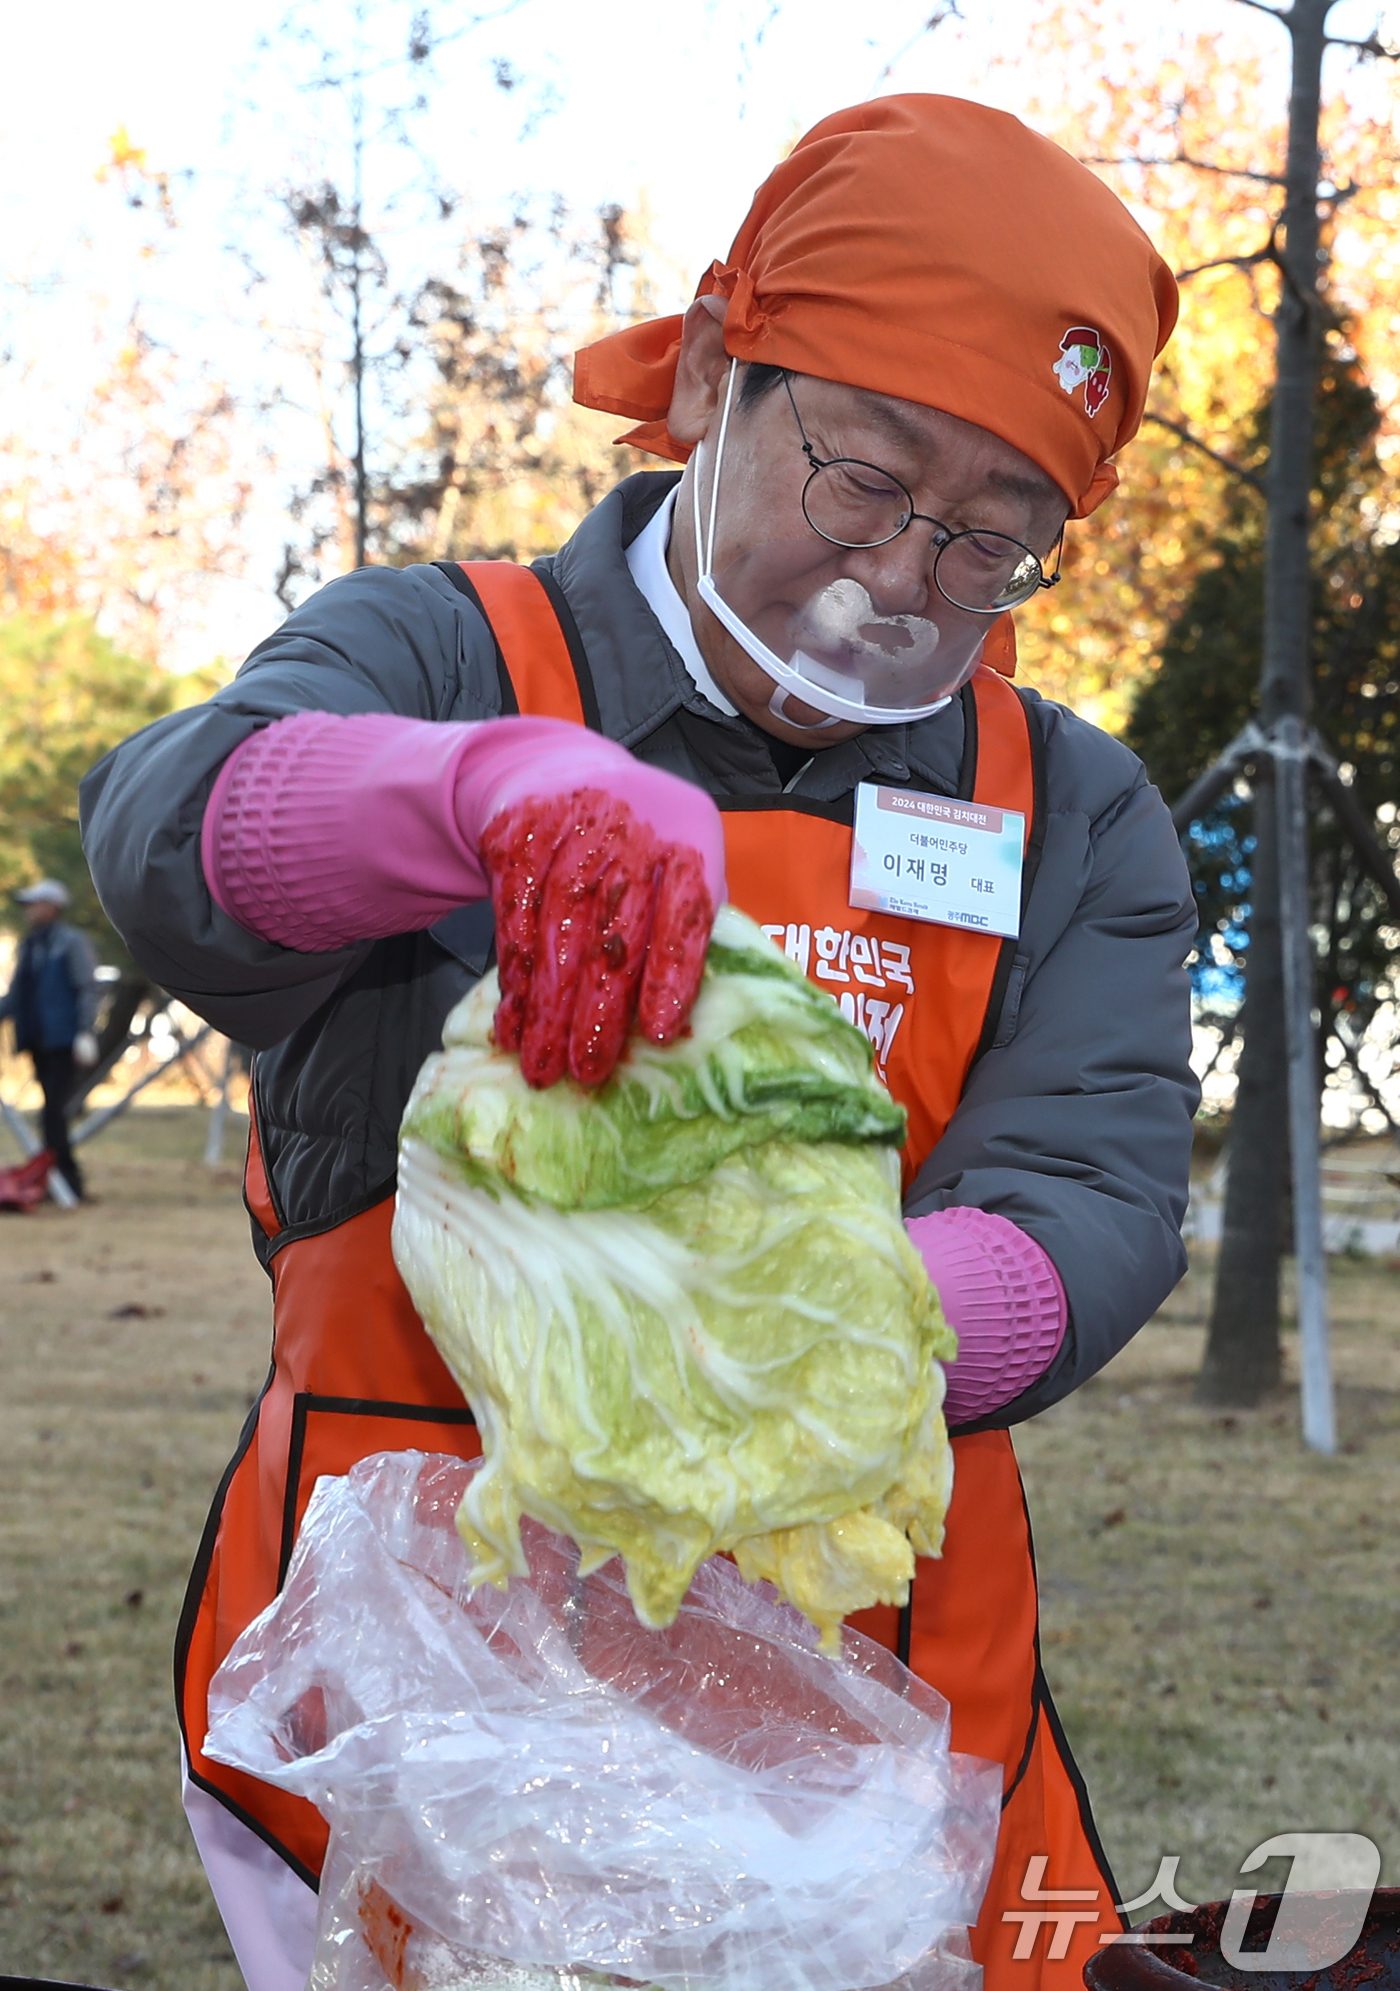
[{"left": 1198, "top": 0, "right": 1327, "bottom": 1405}]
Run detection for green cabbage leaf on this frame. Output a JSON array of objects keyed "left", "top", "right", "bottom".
[{"left": 392, "top": 906, "right": 955, "bottom": 1645}]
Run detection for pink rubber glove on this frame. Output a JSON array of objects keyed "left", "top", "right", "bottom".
[
  {"left": 202, "top": 711, "right": 726, "bottom": 1088},
  {"left": 906, "top": 1207, "right": 1067, "bottom": 1424}
]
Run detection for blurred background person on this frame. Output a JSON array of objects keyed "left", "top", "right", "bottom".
[{"left": 0, "top": 878, "right": 99, "bottom": 1200}]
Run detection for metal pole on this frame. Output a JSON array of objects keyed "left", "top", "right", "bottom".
[
  {"left": 204, "top": 1038, "right": 234, "bottom": 1166},
  {"left": 1, "top": 1092, "right": 37, "bottom": 1158},
  {"left": 1309, "top": 747, "right": 1400, "bottom": 922},
  {"left": 1274, "top": 718, "right": 1336, "bottom": 1453},
  {"left": 1169, "top": 724, "right": 1263, "bottom": 837},
  {"left": 69, "top": 1024, "right": 212, "bottom": 1146}
]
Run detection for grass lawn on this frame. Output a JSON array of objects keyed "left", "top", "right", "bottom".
[
  {"left": 0, "top": 1108, "right": 263, "bottom": 1991},
  {"left": 1018, "top": 1246, "right": 1400, "bottom": 1911},
  {"left": 0, "top": 1106, "right": 1396, "bottom": 1987}
]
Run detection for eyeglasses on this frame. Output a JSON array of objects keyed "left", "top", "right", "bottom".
[{"left": 781, "top": 374, "right": 1062, "bottom": 615}]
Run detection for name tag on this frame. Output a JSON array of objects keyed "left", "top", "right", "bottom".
[{"left": 850, "top": 783, "right": 1024, "bottom": 938}]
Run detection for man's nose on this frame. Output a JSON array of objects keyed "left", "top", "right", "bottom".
[{"left": 850, "top": 531, "right": 935, "bottom": 619}]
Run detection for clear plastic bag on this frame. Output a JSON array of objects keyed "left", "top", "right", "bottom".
[{"left": 205, "top": 1452, "right": 1000, "bottom": 1991}]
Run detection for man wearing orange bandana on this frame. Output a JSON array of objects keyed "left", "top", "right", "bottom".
[{"left": 83, "top": 97, "right": 1197, "bottom": 1991}]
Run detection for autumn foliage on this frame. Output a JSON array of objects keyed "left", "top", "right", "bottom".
[
  {"left": 1005, "top": 0, "right": 1400, "bottom": 730},
  {"left": 3, "top": 18, "right": 1399, "bottom": 726}
]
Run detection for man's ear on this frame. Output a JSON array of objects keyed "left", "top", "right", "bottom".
[{"left": 665, "top": 295, "right": 730, "bottom": 449}]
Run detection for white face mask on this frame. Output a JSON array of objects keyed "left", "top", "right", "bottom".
[{"left": 691, "top": 360, "right": 990, "bottom": 729}]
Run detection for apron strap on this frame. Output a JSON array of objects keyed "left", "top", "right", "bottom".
[{"left": 457, "top": 561, "right": 592, "bottom": 727}]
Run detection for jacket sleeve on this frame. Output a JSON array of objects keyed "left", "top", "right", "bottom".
[
  {"left": 79, "top": 564, "right": 503, "bottom": 1049},
  {"left": 903, "top": 702, "right": 1200, "bottom": 1427}
]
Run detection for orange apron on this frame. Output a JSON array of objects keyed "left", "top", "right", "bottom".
[{"left": 177, "top": 561, "right": 1124, "bottom": 1985}]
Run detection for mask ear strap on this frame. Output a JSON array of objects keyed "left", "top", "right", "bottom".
[
  {"left": 704, "top": 358, "right": 738, "bottom": 575},
  {"left": 690, "top": 361, "right": 741, "bottom": 585},
  {"left": 691, "top": 438, "right": 707, "bottom": 580},
  {"left": 768, "top": 686, "right": 841, "bottom": 731},
  {"left": 691, "top": 357, "right": 739, "bottom": 584}
]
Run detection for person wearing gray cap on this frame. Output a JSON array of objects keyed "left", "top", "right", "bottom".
[{"left": 1, "top": 880, "right": 99, "bottom": 1200}]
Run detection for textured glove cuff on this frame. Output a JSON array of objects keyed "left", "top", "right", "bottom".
[
  {"left": 201, "top": 710, "right": 496, "bottom": 952},
  {"left": 907, "top": 1206, "right": 1067, "bottom": 1425}
]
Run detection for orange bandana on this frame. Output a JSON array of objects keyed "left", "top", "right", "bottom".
[{"left": 573, "top": 95, "right": 1177, "bottom": 519}]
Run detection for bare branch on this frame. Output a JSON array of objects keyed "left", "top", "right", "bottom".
[
  {"left": 1234, "top": 0, "right": 1291, "bottom": 22},
  {"left": 1324, "top": 31, "right": 1400, "bottom": 57},
  {"left": 300, "top": 2, "right": 532, "bottom": 93},
  {"left": 1142, "top": 413, "right": 1268, "bottom": 493},
  {"left": 1175, "top": 244, "right": 1278, "bottom": 283},
  {"left": 873, "top": 5, "right": 962, "bottom": 86},
  {"left": 1083, "top": 151, "right": 1284, "bottom": 186}
]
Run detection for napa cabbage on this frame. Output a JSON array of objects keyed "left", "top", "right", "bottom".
[{"left": 392, "top": 905, "right": 955, "bottom": 1646}]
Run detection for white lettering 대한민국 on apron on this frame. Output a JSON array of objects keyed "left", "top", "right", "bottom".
[{"left": 761, "top": 921, "right": 913, "bottom": 1069}]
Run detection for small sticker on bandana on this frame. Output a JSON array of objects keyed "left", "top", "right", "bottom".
[
  {"left": 850, "top": 783, "right": 1023, "bottom": 938},
  {"left": 1053, "top": 326, "right": 1112, "bottom": 417}
]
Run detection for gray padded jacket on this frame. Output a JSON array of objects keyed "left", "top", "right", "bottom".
[{"left": 80, "top": 470, "right": 1200, "bottom": 1430}]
